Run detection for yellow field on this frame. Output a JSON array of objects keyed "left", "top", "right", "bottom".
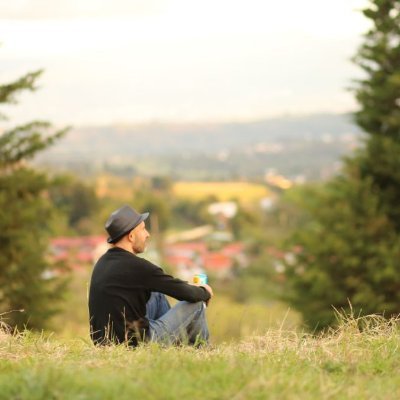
[
  {"left": 173, "top": 181, "right": 270, "bottom": 203},
  {"left": 95, "top": 175, "right": 270, "bottom": 204}
]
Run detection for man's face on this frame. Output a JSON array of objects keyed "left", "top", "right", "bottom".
[{"left": 129, "top": 221, "right": 150, "bottom": 254}]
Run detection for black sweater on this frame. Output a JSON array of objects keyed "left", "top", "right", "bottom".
[{"left": 88, "top": 247, "right": 210, "bottom": 346}]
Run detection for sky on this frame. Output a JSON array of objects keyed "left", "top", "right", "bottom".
[{"left": 1, "top": 0, "right": 370, "bottom": 126}]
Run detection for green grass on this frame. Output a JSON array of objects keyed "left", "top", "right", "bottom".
[{"left": 1, "top": 315, "right": 400, "bottom": 399}]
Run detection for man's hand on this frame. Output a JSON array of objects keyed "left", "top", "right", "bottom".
[
  {"left": 190, "top": 282, "right": 213, "bottom": 305},
  {"left": 200, "top": 284, "right": 213, "bottom": 307},
  {"left": 191, "top": 282, "right": 213, "bottom": 296},
  {"left": 200, "top": 283, "right": 213, "bottom": 298}
]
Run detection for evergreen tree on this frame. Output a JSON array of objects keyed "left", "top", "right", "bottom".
[
  {"left": 352, "top": 0, "right": 400, "bottom": 224},
  {"left": 0, "top": 69, "right": 68, "bottom": 329},
  {"left": 284, "top": 0, "right": 400, "bottom": 330}
]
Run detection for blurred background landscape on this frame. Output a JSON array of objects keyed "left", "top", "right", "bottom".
[{"left": 2, "top": 0, "right": 399, "bottom": 345}]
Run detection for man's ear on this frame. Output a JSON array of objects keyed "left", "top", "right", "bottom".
[{"left": 128, "top": 230, "right": 135, "bottom": 243}]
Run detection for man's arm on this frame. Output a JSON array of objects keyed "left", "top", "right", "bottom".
[
  {"left": 191, "top": 282, "right": 213, "bottom": 298},
  {"left": 143, "top": 261, "right": 212, "bottom": 303}
]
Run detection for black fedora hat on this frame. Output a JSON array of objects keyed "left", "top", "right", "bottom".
[{"left": 105, "top": 205, "right": 149, "bottom": 244}]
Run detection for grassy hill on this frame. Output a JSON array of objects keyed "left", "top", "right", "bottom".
[
  {"left": 3, "top": 268, "right": 398, "bottom": 399},
  {"left": 1, "top": 315, "right": 399, "bottom": 399}
]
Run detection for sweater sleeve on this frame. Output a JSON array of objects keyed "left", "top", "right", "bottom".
[{"left": 142, "top": 260, "right": 211, "bottom": 303}]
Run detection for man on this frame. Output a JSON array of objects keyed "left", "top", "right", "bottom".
[{"left": 88, "top": 205, "right": 213, "bottom": 347}]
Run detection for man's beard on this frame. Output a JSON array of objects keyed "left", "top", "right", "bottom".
[{"left": 133, "top": 243, "right": 146, "bottom": 254}]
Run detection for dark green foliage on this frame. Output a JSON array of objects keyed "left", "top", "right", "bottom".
[
  {"left": 49, "top": 175, "right": 99, "bottom": 234},
  {"left": 0, "top": 121, "right": 64, "bottom": 168},
  {"left": 0, "top": 71, "right": 42, "bottom": 119},
  {"left": 285, "top": 0, "right": 400, "bottom": 330},
  {"left": 171, "top": 197, "right": 215, "bottom": 229},
  {"left": 0, "top": 69, "right": 68, "bottom": 329},
  {"left": 133, "top": 190, "right": 171, "bottom": 233},
  {"left": 151, "top": 176, "right": 172, "bottom": 192},
  {"left": 285, "top": 175, "right": 400, "bottom": 329},
  {"left": 352, "top": 0, "right": 400, "bottom": 226},
  {"left": 231, "top": 207, "right": 260, "bottom": 241}
]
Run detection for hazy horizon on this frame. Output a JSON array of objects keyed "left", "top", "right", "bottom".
[{"left": 1, "top": 0, "right": 369, "bottom": 127}]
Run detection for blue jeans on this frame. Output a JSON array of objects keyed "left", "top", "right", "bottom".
[{"left": 145, "top": 292, "right": 209, "bottom": 345}]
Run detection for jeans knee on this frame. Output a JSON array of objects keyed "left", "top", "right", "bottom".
[
  {"left": 177, "top": 301, "right": 203, "bottom": 313},
  {"left": 191, "top": 301, "right": 206, "bottom": 314}
]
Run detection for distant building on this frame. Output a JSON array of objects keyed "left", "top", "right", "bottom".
[
  {"left": 208, "top": 201, "right": 238, "bottom": 230},
  {"left": 259, "top": 197, "right": 276, "bottom": 211},
  {"left": 202, "top": 253, "right": 233, "bottom": 279},
  {"left": 164, "top": 240, "right": 248, "bottom": 281},
  {"left": 208, "top": 201, "right": 238, "bottom": 219},
  {"left": 49, "top": 235, "right": 108, "bottom": 270},
  {"left": 164, "top": 242, "right": 207, "bottom": 281},
  {"left": 165, "top": 225, "right": 213, "bottom": 244}
]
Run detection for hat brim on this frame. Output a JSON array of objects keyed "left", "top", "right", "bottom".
[{"left": 107, "top": 212, "right": 149, "bottom": 244}]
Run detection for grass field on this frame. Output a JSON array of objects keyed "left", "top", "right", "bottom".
[
  {"left": 172, "top": 181, "right": 270, "bottom": 203},
  {"left": 1, "top": 315, "right": 399, "bottom": 399}
]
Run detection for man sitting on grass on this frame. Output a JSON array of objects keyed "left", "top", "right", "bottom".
[{"left": 88, "top": 205, "right": 213, "bottom": 347}]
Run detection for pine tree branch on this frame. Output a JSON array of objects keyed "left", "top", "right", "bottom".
[
  {"left": 0, "top": 70, "right": 43, "bottom": 105},
  {"left": 0, "top": 121, "right": 69, "bottom": 169}
]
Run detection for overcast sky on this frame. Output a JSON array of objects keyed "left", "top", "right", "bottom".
[{"left": 1, "top": 0, "right": 370, "bottom": 126}]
